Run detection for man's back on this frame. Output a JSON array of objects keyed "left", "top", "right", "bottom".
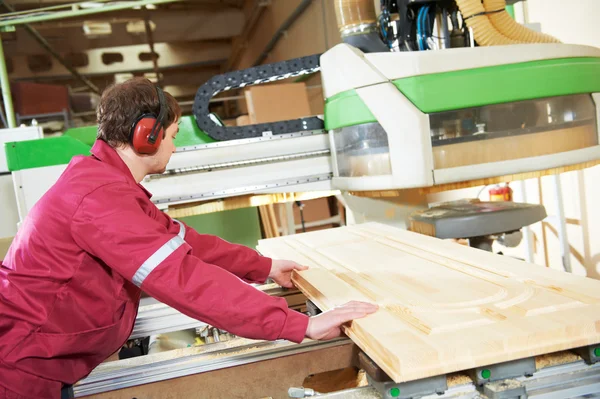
[{"left": 0, "top": 150, "right": 142, "bottom": 398}]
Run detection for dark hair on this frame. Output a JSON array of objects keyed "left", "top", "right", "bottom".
[{"left": 96, "top": 77, "right": 182, "bottom": 148}]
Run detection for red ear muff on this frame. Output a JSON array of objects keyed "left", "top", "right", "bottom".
[
  {"left": 129, "top": 86, "right": 168, "bottom": 155},
  {"left": 130, "top": 114, "right": 164, "bottom": 155}
]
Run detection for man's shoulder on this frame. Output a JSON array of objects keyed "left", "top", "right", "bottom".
[
  {"left": 53, "top": 155, "right": 134, "bottom": 199},
  {"left": 68, "top": 155, "right": 130, "bottom": 185}
]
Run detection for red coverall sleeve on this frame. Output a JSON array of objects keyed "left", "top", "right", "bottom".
[
  {"left": 70, "top": 183, "right": 308, "bottom": 343},
  {"left": 169, "top": 218, "right": 272, "bottom": 284}
]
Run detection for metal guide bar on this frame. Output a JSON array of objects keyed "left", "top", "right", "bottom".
[
  {"left": 175, "top": 129, "right": 325, "bottom": 153},
  {"left": 151, "top": 149, "right": 330, "bottom": 179},
  {"left": 192, "top": 54, "right": 324, "bottom": 141},
  {"left": 130, "top": 305, "right": 207, "bottom": 340},
  {"left": 75, "top": 338, "right": 351, "bottom": 396},
  {"left": 152, "top": 173, "right": 333, "bottom": 204}
]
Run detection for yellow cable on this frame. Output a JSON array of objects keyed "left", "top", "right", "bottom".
[
  {"left": 483, "top": 0, "right": 560, "bottom": 43},
  {"left": 455, "top": 0, "right": 518, "bottom": 46},
  {"left": 455, "top": 0, "right": 561, "bottom": 46}
]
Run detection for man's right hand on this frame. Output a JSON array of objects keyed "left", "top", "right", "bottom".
[{"left": 305, "top": 301, "right": 379, "bottom": 341}]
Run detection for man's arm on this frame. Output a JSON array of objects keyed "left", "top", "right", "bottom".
[
  {"left": 71, "top": 183, "right": 308, "bottom": 342},
  {"left": 162, "top": 215, "right": 272, "bottom": 284}
]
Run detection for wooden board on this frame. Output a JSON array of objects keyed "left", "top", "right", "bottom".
[
  {"left": 257, "top": 222, "right": 600, "bottom": 383},
  {"left": 433, "top": 124, "right": 597, "bottom": 169}
]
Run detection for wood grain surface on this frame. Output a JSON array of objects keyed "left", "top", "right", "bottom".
[{"left": 257, "top": 222, "right": 600, "bottom": 383}]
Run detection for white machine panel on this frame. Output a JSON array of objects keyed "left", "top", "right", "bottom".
[
  {"left": 0, "top": 174, "right": 19, "bottom": 238},
  {"left": 366, "top": 43, "right": 600, "bottom": 81},
  {"left": 12, "top": 164, "right": 67, "bottom": 222},
  {"left": 320, "top": 44, "right": 387, "bottom": 99}
]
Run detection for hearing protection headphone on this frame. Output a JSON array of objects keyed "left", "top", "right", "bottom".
[{"left": 129, "top": 85, "right": 167, "bottom": 155}]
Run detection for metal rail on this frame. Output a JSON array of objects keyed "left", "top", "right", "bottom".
[{"left": 75, "top": 338, "right": 351, "bottom": 396}]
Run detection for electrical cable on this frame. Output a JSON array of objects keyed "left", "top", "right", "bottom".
[
  {"left": 425, "top": 5, "right": 432, "bottom": 49},
  {"left": 419, "top": 5, "right": 430, "bottom": 50},
  {"left": 417, "top": 6, "right": 426, "bottom": 50}
]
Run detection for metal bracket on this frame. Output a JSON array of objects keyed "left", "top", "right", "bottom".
[
  {"left": 306, "top": 300, "right": 322, "bottom": 317},
  {"left": 367, "top": 375, "right": 447, "bottom": 399},
  {"left": 483, "top": 379, "right": 527, "bottom": 399},
  {"left": 470, "top": 357, "right": 535, "bottom": 386},
  {"left": 358, "top": 351, "right": 447, "bottom": 399},
  {"left": 574, "top": 344, "right": 600, "bottom": 365}
]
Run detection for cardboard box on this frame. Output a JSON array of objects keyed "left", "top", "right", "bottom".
[{"left": 244, "top": 83, "right": 311, "bottom": 124}]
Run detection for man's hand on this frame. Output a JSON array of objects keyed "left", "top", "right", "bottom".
[
  {"left": 268, "top": 259, "right": 308, "bottom": 288},
  {"left": 306, "top": 301, "right": 379, "bottom": 340}
]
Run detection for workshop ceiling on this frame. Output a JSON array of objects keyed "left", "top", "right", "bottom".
[{"left": 0, "top": 0, "right": 255, "bottom": 100}]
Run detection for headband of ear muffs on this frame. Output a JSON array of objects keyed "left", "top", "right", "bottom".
[{"left": 129, "top": 86, "right": 167, "bottom": 155}]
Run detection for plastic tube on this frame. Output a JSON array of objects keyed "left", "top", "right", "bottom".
[
  {"left": 483, "top": 0, "right": 560, "bottom": 43},
  {"left": 334, "top": 0, "right": 377, "bottom": 35},
  {"left": 455, "top": 0, "right": 518, "bottom": 46},
  {"left": 455, "top": 0, "right": 560, "bottom": 46}
]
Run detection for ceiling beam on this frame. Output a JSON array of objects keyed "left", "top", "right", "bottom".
[
  {"left": 8, "top": 40, "right": 230, "bottom": 79},
  {"left": 6, "top": 0, "right": 243, "bottom": 6},
  {"left": 17, "top": 66, "right": 221, "bottom": 97},
  {"left": 2, "top": 8, "right": 244, "bottom": 55},
  {"left": 0, "top": 0, "right": 184, "bottom": 28}
]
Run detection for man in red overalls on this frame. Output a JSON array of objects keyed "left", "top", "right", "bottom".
[{"left": 0, "top": 78, "right": 378, "bottom": 399}]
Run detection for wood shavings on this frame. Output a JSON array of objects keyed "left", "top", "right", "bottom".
[
  {"left": 447, "top": 372, "right": 472, "bottom": 387},
  {"left": 95, "top": 337, "right": 260, "bottom": 373},
  {"left": 535, "top": 351, "right": 581, "bottom": 370}
]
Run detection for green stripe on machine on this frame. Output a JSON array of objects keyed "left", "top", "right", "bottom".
[
  {"left": 173, "top": 115, "right": 216, "bottom": 147},
  {"left": 324, "top": 89, "right": 376, "bottom": 131},
  {"left": 395, "top": 57, "right": 600, "bottom": 113},
  {"left": 6, "top": 136, "right": 91, "bottom": 171},
  {"left": 324, "top": 57, "right": 600, "bottom": 130},
  {"left": 5, "top": 115, "right": 215, "bottom": 171},
  {"left": 64, "top": 125, "right": 98, "bottom": 146}
]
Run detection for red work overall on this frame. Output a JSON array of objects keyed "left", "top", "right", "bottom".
[{"left": 0, "top": 140, "right": 308, "bottom": 399}]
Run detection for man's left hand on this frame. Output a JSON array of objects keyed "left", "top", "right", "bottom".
[{"left": 268, "top": 259, "right": 308, "bottom": 288}]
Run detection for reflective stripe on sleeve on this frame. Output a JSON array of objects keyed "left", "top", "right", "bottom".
[
  {"left": 173, "top": 219, "right": 186, "bottom": 240},
  {"left": 132, "top": 220, "right": 187, "bottom": 287}
]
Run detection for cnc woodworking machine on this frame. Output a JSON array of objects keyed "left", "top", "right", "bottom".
[
  {"left": 3, "top": 0, "right": 600, "bottom": 397},
  {"left": 69, "top": 40, "right": 600, "bottom": 399}
]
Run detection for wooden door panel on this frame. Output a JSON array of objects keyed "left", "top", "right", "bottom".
[{"left": 258, "top": 222, "right": 600, "bottom": 383}]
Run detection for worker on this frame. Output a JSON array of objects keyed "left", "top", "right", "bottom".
[{"left": 0, "top": 78, "right": 378, "bottom": 399}]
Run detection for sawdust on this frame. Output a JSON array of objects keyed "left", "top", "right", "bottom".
[
  {"left": 199, "top": 345, "right": 263, "bottom": 360},
  {"left": 95, "top": 337, "right": 260, "bottom": 372},
  {"left": 497, "top": 379, "right": 523, "bottom": 389},
  {"left": 447, "top": 372, "right": 473, "bottom": 387},
  {"left": 535, "top": 351, "right": 581, "bottom": 370}
]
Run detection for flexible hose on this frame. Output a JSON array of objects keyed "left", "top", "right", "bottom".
[
  {"left": 334, "top": 0, "right": 377, "bottom": 36},
  {"left": 455, "top": 0, "right": 561, "bottom": 46},
  {"left": 483, "top": 0, "right": 560, "bottom": 43},
  {"left": 455, "top": 0, "right": 518, "bottom": 45}
]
